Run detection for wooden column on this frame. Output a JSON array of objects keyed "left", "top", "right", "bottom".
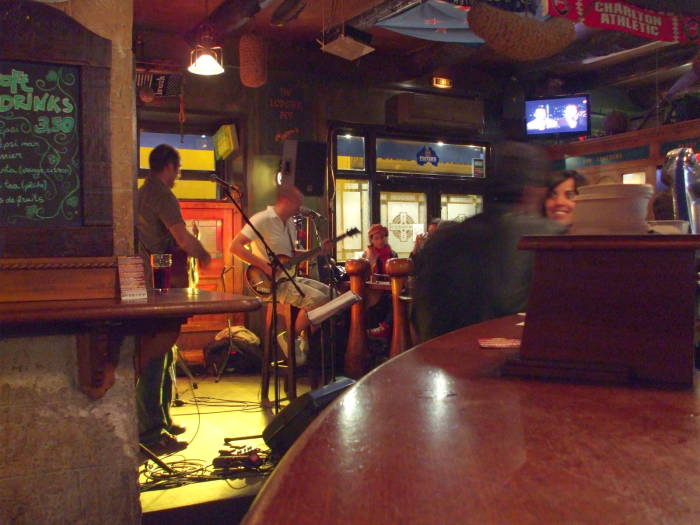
[
  {"left": 344, "top": 259, "right": 370, "bottom": 378},
  {"left": 386, "top": 258, "right": 413, "bottom": 358}
]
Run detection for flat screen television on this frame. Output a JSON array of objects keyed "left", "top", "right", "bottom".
[{"left": 524, "top": 94, "right": 590, "bottom": 138}]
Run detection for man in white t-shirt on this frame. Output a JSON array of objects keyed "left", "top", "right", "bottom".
[{"left": 230, "top": 185, "right": 329, "bottom": 361}]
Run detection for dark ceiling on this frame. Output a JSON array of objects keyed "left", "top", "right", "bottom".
[{"left": 134, "top": 0, "right": 699, "bottom": 114}]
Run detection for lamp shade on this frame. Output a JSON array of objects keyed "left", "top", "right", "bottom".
[
  {"left": 239, "top": 33, "right": 267, "bottom": 88},
  {"left": 188, "top": 45, "right": 225, "bottom": 75},
  {"left": 469, "top": 2, "right": 575, "bottom": 61}
]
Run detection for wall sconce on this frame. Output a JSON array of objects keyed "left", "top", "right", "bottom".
[
  {"left": 276, "top": 160, "right": 290, "bottom": 186},
  {"left": 188, "top": 26, "right": 224, "bottom": 76}
]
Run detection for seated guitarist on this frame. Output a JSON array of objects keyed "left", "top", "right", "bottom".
[{"left": 230, "top": 184, "right": 330, "bottom": 365}]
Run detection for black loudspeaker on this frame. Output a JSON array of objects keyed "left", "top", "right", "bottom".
[
  {"left": 262, "top": 377, "right": 355, "bottom": 454},
  {"left": 282, "top": 140, "right": 326, "bottom": 196}
]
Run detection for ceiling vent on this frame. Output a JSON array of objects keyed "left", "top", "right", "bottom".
[{"left": 386, "top": 93, "right": 484, "bottom": 131}]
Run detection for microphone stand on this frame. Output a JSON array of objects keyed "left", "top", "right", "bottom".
[{"left": 214, "top": 178, "right": 304, "bottom": 414}]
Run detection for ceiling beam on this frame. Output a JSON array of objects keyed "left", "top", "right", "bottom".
[
  {"left": 183, "top": 0, "right": 276, "bottom": 46},
  {"left": 567, "top": 44, "right": 697, "bottom": 91}
]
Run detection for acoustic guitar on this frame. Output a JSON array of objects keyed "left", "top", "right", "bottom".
[{"left": 245, "top": 227, "right": 360, "bottom": 296}]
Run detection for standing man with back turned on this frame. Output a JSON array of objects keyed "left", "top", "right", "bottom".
[{"left": 136, "top": 143, "right": 211, "bottom": 455}]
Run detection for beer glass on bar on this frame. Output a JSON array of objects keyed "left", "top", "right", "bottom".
[{"left": 150, "top": 253, "right": 172, "bottom": 293}]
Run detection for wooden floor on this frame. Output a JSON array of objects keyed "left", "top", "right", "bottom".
[{"left": 140, "top": 370, "right": 312, "bottom": 524}]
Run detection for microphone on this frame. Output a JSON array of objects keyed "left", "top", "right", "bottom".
[
  {"left": 209, "top": 174, "right": 243, "bottom": 196},
  {"left": 299, "top": 206, "right": 326, "bottom": 220}
]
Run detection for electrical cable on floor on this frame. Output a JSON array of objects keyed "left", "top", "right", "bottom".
[{"left": 139, "top": 447, "right": 276, "bottom": 492}]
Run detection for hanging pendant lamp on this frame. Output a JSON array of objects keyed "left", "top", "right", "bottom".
[{"left": 188, "top": 24, "right": 224, "bottom": 76}]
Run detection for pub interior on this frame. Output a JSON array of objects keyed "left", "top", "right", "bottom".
[{"left": 2, "top": 0, "right": 700, "bottom": 523}]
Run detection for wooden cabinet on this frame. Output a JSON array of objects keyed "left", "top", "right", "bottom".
[{"left": 176, "top": 200, "right": 245, "bottom": 365}]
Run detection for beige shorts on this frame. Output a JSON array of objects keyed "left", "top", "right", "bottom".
[{"left": 264, "top": 277, "right": 329, "bottom": 310}]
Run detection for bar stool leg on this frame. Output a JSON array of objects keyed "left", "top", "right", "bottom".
[{"left": 261, "top": 304, "right": 273, "bottom": 407}]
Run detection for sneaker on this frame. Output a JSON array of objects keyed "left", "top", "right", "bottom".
[
  {"left": 367, "top": 322, "right": 391, "bottom": 340},
  {"left": 167, "top": 423, "right": 186, "bottom": 436},
  {"left": 276, "top": 331, "right": 308, "bottom": 366},
  {"left": 141, "top": 432, "right": 188, "bottom": 456}
]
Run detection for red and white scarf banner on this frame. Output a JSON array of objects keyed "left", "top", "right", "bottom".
[{"left": 546, "top": 0, "right": 700, "bottom": 44}]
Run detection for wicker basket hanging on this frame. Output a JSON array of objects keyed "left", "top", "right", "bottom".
[
  {"left": 239, "top": 33, "right": 267, "bottom": 88},
  {"left": 468, "top": 1, "right": 575, "bottom": 61}
]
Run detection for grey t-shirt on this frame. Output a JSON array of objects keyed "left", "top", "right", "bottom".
[{"left": 136, "top": 177, "right": 185, "bottom": 284}]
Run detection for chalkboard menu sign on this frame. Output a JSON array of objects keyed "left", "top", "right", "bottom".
[{"left": 0, "top": 60, "right": 81, "bottom": 227}]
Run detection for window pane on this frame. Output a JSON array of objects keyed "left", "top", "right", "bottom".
[
  {"left": 336, "top": 134, "right": 365, "bottom": 172},
  {"left": 139, "top": 131, "right": 215, "bottom": 172},
  {"left": 335, "top": 179, "right": 370, "bottom": 261},
  {"left": 440, "top": 193, "right": 483, "bottom": 222},
  {"left": 376, "top": 138, "right": 486, "bottom": 177},
  {"left": 380, "top": 191, "right": 427, "bottom": 258}
]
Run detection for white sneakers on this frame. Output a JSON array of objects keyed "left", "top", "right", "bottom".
[{"left": 276, "top": 331, "right": 308, "bottom": 366}]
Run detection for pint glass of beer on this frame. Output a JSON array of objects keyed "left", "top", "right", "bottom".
[{"left": 150, "top": 253, "right": 172, "bottom": 293}]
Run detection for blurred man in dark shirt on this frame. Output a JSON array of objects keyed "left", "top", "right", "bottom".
[{"left": 413, "top": 141, "right": 562, "bottom": 341}]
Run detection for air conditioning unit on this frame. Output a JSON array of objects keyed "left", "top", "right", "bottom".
[{"left": 386, "top": 93, "right": 484, "bottom": 131}]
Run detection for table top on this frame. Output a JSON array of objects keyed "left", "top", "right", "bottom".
[
  {"left": 243, "top": 315, "right": 700, "bottom": 525},
  {"left": 365, "top": 280, "right": 390, "bottom": 291},
  {"left": 0, "top": 289, "right": 261, "bottom": 325}
]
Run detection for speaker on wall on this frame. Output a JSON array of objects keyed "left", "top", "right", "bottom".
[
  {"left": 262, "top": 377, "right": 355, "bottom": 455},
  {"left": 281, "top": 140, "right": 326, "bottom": 196}
]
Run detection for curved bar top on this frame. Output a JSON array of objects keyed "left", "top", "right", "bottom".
[
  {"left": 243, "top": 315, "right": 700, "bottom": 524},
  {"left": 0, "top": 289, "right": 261, "bottom": 325}
]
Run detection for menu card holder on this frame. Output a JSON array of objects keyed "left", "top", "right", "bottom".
[
  {"left": 117, "top": 256, "right": 148, "bottom": 302},
  {"left": 501, "top": 235, "right": 700, "bottom": 388}
]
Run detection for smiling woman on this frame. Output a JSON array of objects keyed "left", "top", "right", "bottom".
[{"left": 543, "top": 170, "right": 588, "bottom": 228}]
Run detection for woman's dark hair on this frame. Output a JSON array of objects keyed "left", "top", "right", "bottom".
[
  {"left": 542, "top": 170, "right": 587, "bottom": 216},
  {"left": 149, "top": 144, "right": 180, "bottom": 173},
  {"left": 546, "top": 170, "right": 587, "bottom": 195}
]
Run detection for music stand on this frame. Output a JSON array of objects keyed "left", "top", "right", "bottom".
[{"left": 309, "top": 215, "right": 341, "bottom": 386}]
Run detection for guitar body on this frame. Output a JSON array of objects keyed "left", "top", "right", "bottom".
[
  {"left": 244, "top": 227, "right": 360, "bottom": 297},
  {"left": 245, "top": 255, "right": 297, "bottom": 296}
]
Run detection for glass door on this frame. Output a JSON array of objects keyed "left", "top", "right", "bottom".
[
  {"left": 440, "top": 193, "right": 483, "bottom": 222},
  {"left": 378, "top": 189, "right": 428, "bottom": 258}
]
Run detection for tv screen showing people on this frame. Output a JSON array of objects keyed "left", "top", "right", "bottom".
[{"left": 525, "top": 95, "right": 589, "bottom": 136}]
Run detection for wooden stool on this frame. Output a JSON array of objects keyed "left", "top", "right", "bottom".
[
  {"left": 386, "top": 258, "right": 414, "bottom": 358},
  {"left": 344, "top": 258, "right": 370, "bottom": 379},
  {"left": 261, "top": 302, "right": 300, "bottom": 406}
]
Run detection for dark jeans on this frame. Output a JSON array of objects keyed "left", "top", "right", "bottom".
[{"left": 136, "top": 346, "right": 174, "bottom": 443}]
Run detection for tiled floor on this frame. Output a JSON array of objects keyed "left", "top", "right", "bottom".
[{"left": 140, "top": 370, "right": 311, "bottom": 524}]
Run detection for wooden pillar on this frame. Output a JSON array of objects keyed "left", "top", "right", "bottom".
[
  {"left": 386, "top": 258, "right": 413, "bottom": 358},
  {"left": 344, "top": 259, "right": 370, "bottom": 378}
]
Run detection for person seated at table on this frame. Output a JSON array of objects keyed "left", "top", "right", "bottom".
[
  {"left": 413, "top": 140, "right": 564, "bottom": 341},
  {"left": 363, "top": 224, "right": 397, "bottom": 340},
  {"left": 543, "top": 170, "right": 587, "bottom": 229},
  {"left": 410, "top": 218, "right": 441, "bottom": 258}
]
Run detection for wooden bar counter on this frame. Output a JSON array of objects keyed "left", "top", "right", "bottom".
[
  {"left": 243, "top": 315, "right": 700, "bottom": 524},
  {"left": 0, "top": 290, "right": 261, "bottom": 399},
  {"left": 0, "top": 288, "right": 260, "bottom": 326}
]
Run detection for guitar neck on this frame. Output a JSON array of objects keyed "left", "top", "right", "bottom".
[{"left": 283, "top": 231, "right": 353, "bottom": 269}]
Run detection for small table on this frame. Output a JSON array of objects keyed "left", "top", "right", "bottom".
[
  {"left": 364, "top": 279, "right": 390, "bottom": 308},
  {"left": 0, "top": 289, "right": 261, "bottom": 398}
]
